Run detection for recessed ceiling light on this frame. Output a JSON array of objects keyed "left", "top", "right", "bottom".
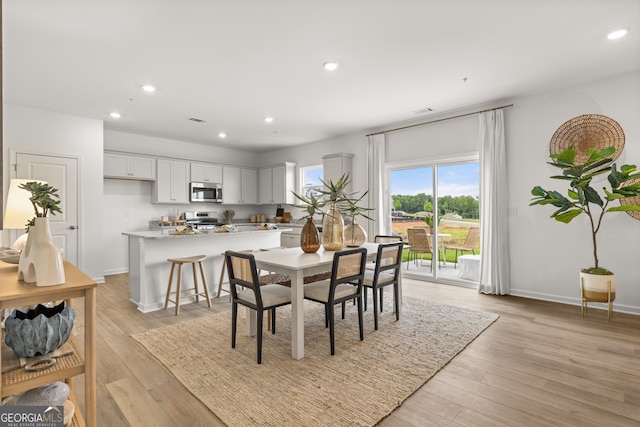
[
  {"left": 323, "top": 61, "right": 339, "bottom": 71},
  {"left": 218, "top": 132, "right": 227, "bottom": 139},
  {"left": 142, "top": 84, "right": 156, "bottom": 93},
  {"left": 110, "top": 112, "right": 121, "bottom": 118},
  {"left": 264, "top": 116, "right": 274, "bottom": 123},
  {"left": 607, "top": 28, "right": 629, "bottom": 40}
]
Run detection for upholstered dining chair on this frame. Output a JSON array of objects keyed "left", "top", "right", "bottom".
[
  {"left": 444, "top": 227, "right": 480, "bottom": 268},
  {"left": 363, "top": 241, "right": 404, "bottom": 330},
  {"left": 406, "top": 227, "right": 434, "bottom": 271},
  {"left": 303, "top": 247, "right": 367, "bottom": 355},
  {"left": 225, "top": 250, "right": 292, "bottom": 364}
]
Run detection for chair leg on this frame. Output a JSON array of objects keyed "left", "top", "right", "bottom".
[
  {"left": 231, "top": 301, "right": 238, "bottom": 348},
  {"left": 328, "top": 304, "right": 336, "bottom": 356},
  {"left": 325, "top": 305, "right": 329, "bottom": 328},
  {"left": 364, "top": 287, "right": 368, "bottom": 311},
  {"left": 372, "top": 288, "right": 379, "bottom": 330},
  {"left": 271, "top": 308, "right": 276, "bottom": 333},
  {"left": 357, "top": 296, "right": 364, "bottom": 341},
  {"left": 341, "top": 302, "right": 346, "bottom": 319},
  {"left": 379, "top": 287, "right": 384, "bottom": 312},
  {"left": 192, "top": 262, "right": 200, "bottom": 303},
  {"left": 256, "top": 308, "right": 263, "bottom": 364},
  {"left": 174, "top": 264, "right": 183, "bottom": 316},
  {"left": 394, "top": 283, "right": 400, "bottom": 321},
  {"left": 164, "top": 262, "right": 176, "bottom": 310},
  {"left": 198, "top": 261, "right": 212, "bottom": 307}
]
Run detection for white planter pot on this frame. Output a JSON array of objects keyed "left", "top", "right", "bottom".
[
  {"left": 18, "top": 217, "right": 65, "bottom": 286},
  {"left": 579, "top": 270, "right": 615, "bottom": 321}
]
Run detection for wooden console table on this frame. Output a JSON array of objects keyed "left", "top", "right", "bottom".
[{"left": 0, "top": 260, "right": 97, "bottom": 427}]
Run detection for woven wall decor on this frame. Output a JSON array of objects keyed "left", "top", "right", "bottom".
[
  {"left": 549, "top": 114, "right": 625, "bottom": 167},
  {"left": 619, "top": 178, "right": 640, "bottom": 221}
]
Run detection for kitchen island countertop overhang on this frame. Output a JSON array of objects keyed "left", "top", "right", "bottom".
[{"left": 123, "top": 227, "right": 291, "bottom": 313}]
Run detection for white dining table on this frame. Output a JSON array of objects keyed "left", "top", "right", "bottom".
[{"left": 251, "top": 242, "right": 400, "bottom": 359}]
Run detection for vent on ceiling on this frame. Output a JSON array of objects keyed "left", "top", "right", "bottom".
[
  {"left": 187, "top": 117, "right": 207, "bottom": 123},
  {"left": 413, "top": 107, "right": 434, "bottom": 115}
]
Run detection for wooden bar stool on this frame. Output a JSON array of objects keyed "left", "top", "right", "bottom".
[{"left": 164, "top": 255, "right": 211, "bottom": 315}]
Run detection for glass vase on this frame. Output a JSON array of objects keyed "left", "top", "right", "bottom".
[
  {"left": 344, "top": 218, "right": 367, "bottom": 247},
  {"left": 300, "top": 217, "right": 320, "bottom": 253},
  {"left": 322, "top": 203, "right": 344, "bottom": 251}
]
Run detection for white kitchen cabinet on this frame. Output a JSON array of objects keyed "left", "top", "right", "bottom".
[
  {"left": 322, "top": 153, "right": 353, "bottom": 188},
  {"left": 190, "top": 162, "right": 222, "bottom": 183},
  {"left": 258, "top": 162, "right": 296, "bottom": 205},
  {"left": 222, "top": 166, "right": 257, "bottom": 204},
  {"left": 154, "top": 159, "right": 190, "bottom": 203},
  {"left": 104, "top": 152, "right": 156, "bottom": 180}
]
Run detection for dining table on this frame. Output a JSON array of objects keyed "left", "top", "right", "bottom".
[
  {"left": 250, "top": 242, "right": 402, "bottom": 359},
  {"left": 428, "top": 233, "right": 451, "bottom": 266}
]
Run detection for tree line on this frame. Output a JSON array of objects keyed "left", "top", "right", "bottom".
[{"left": 392, "top": 193, "right": 479, "bottom": 219}]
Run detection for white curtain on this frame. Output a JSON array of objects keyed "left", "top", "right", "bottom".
[
  {"left": 367, "top": 134, "right": 387, "bottom": 240},
  {"left": 478, "top": 110, "right": 510, "bottom": 294}
]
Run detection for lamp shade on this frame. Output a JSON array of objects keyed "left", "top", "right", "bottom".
[{"left": 3, "top": 179, "right": 46, "bottom": 229}]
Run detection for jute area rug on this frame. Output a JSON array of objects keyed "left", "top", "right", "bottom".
[{"left": 132, "top": 296, "right": 498, "bottom": 427}]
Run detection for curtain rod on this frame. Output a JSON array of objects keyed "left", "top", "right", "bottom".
[{"left": 365, "top": 103, "right": 514, "bottom": 137}]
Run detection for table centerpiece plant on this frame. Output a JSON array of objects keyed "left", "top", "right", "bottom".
[{"left": 289, "top": 192, "right": 325, "bottom": 253}]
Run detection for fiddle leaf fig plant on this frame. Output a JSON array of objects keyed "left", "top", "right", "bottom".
[{"left": 530, "top": 146, "right": 640, "bottom": 274}]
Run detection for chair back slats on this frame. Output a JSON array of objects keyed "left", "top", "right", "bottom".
[
  {"left": 335, "top": 252, "right": 365, "bottom": 280},
  {"left": 328, "top": 247, "right": 367, "bottom": 304},
  {"left": 374, "top": 235, "right": 403, "bottom": 243},
  {"left": 377, "top": 242, "right": 403, "bottom": 272},
  {"left": 225, "top": 251, "right": 263, "bottom": 308}
]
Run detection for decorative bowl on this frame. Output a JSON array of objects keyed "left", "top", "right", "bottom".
[{"left": 4, "top": 301, "right": 76, "bottom": 358}]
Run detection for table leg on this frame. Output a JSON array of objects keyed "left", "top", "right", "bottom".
[{"left": 291, "top": 270, "right": 305, "bottom": 360}]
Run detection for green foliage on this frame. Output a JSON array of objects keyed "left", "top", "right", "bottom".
[
  {"left": 18, "top": 181, "right": 62, "bottom": 218},
  {"left": 530, "top": 146, "right": 640, "bottom": 270},
  {"left": 391, "top": 193, "right": 479, "bottom": 219},
  {"left": 289, "top": 191, "right": 326, "bottom": 219}
]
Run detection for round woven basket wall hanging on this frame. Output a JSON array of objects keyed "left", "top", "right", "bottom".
[
  {"left": 619, "top": 178, "right": 640, "bottom": 221},
  {"left": 549, "top": 114, "right": 625, "bottom": 167}
]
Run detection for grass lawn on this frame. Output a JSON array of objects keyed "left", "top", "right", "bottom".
[{"left": 392, "top": 220, "right": 479, "bottom": 263}]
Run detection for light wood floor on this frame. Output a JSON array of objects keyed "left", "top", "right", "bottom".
[{"left": 70, "top": 274, "right": 640, "bottom": 426}]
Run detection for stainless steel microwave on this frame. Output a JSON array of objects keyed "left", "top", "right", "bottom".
[{"left": 189, "top": 182, "right": 223, "bottom": 203}]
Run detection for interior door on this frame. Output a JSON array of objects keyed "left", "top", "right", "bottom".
[{"left": 16, "top": 153, "right": 79, "bottom": 266}]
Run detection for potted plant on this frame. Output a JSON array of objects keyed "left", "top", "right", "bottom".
[
  {"left": 342, "top": 191, "right": 373, "bottom": 247},
  {"left": 17, "top": 181, "right": 65, "bottom": 286},
  {"left": 290, "top": 191, "right": 325, "bottom": 253},
  {"left": 530, "top": 146, "right": 640, "bottom": 318}
]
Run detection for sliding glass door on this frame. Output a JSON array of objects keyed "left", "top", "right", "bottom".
[{"left": 390, "top": 160, "right": 479, "bottom": 285}]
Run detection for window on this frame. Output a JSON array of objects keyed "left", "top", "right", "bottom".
[{"left": 300, "top": 164, "right": 323, "bottom": 198}]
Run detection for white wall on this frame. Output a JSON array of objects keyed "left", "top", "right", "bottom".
[{"left": 2, "top": 105, "right": 105, "bottom": 282}]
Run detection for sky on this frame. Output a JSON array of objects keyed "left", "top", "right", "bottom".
[{"left": 390, "top": 162, "right": 479, "bottom": 198}]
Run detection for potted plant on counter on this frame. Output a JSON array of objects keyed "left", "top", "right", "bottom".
[{"left": 530, "top": 146, "right": 640, "bottom": 320}]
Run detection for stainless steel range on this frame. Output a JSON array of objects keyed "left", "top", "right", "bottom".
[{"left": 184, "top": 211, "right": 225, "bottom": 230}]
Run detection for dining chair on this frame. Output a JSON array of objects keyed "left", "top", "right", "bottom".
[
  {"left": 444, "top": 227, "right": 480, "bottom": 268},
  {"left": 225, "top": 250, "right": 292, "bottom": 364},
  {"left": 366, "top": 235, "right": 403, "bottom": 272},
  {"left": 303, "top": 247, "right": 367, "bottom": 355},
  {"left": 363, "top": 241, "right": 404, "bottom": 330},
  {"left": 406, "top": 227, "right": 434, "bottom": 271}
]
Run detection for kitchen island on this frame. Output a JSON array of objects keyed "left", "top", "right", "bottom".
[{"left": 123, "top": 227, "right": 289, "bottom": 313}]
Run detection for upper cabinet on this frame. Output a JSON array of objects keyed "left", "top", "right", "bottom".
[
  {"left": 258, "top": 162, "right": 296, "bottom": 205},
  {"left": 104, "top": 152, "right": 156, "bottom": 180},
  {"left": 222, "top": 166, "right": 257, "bottom": 204},
  {"left": 190, "top": 162, "right": 222, "bottom": 183},
  {"left": 154, "top": 159, "right": 190, "bottom": 204},
  {"left": 323, "top": 153, "right": 354, "bottom": 192}
]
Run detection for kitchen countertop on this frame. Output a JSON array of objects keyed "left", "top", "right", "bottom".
[{"left": 123, "top": 227, "right": 291, "bottom": 240}]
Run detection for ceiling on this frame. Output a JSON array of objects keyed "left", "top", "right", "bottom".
[{"left": 3, "top": 1, "right": 639, "bottom": 152}]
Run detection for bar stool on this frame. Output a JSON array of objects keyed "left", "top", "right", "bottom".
[{"left": 164, "top": 255, "right": 211, "bottom": 315}]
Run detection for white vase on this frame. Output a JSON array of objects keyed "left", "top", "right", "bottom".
[{"left": 18, "top": 217, "right": 65, "bottom": 286}]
